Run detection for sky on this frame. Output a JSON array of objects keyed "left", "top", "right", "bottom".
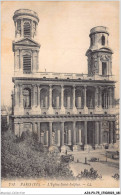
[{"left": 1, "top": 1, "right": 119, "bottom": 106}]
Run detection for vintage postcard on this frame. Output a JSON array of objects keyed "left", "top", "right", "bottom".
[{"left": 1, "top": 0, "right": 120, "bottom": 193}]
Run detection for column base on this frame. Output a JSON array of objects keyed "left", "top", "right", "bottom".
[
  {"left": 94, "top": 144, "right": 102, "bottom": 149},
  {"left": 48, "top": 107, "right": 54, "bottom": 114},
  {"left": 49, "top": 146, "right": 60, "bottom": 153},
  {"left": 95, "top": 107, "right": 103, "bottom": 114},
  {"left": 84, "top": 144, "right": 93, "bottom": 151},
  {"left": 61, "top": 145, "right": 71, "bottom": 153},
  {"left": 98, "top": 144, "right": 105, "bottom": 149},
  {"left": 60, "top": 106, "right": 65, "bottom": 114},
  {"left": 113, "top": 142, "right": 119, "bottom": 149},
  {"left": 109, "top": 143, "right": 114, "bottom": 149},
  {"left": 84, "top": 107, "right": 88, "bottom": 114},
  {"left": 73, "top": 107, "right": 77, "bottom": 114},
  {"left": 73, "top": 144, "right": 82, "bottom": 151}
]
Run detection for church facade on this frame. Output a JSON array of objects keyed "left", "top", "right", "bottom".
[{"left": 11, "top": 9, "right": 116, "bottom": 151}]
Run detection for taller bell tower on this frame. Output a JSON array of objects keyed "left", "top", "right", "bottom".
[
  {"left": 86, "top": 26, "right": 113, "bottom": 77},
  {"left": 13, "top": 9, "right": 40, "bottom": 74}
]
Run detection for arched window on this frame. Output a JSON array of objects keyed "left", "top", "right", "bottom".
[
  {"left": 23, "top": 54, "right": 31, "bottom": 73},
  {"left": 64, "top": 89, "right": 72, "bottom": 108},
  {"left": 40, "top": 89, "right": 49, "bottom": 108},
  {"left": 24, "top": 21, "right": 31, "bottom": 37},
  {"left": 86, "top": 88, "right": 95, "bottom": 108},
  {"left": 52, "top": 89, "right": 61, "bottom": 108},
  {"left": 102, "top": 35, "right": 105, "bottom": 45},
  {"left": 102, "top": 62, "right": 107, "bottom": 76},
  {"left": 75, "top": 89, "right": 83, "bottom": 108},
  {"left": 23, "top": 88, "right": 31, "bottom": 108},
  {"left": 102, "top": 90, "right": 108, "bottom": 109}
]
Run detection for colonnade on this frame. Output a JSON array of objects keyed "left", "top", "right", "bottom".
[
  {"left": 14, "top": 84, "right": 115, "bottom": 110},
  {"left": 14, "top": 120, "right": 115, "bottom": 148}
]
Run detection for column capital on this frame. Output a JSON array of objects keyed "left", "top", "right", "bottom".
[
  {"left": 37, "top": 84, "right": 40, "bottom": 87},
  {"left": 49, "top": 122, "right": 52, "bottom": 146},
  {"left": 15, "top": 84, "right": 19, "bottom": 89},
  {"left": 61, "top": 84, "right": 64, "bottom": 88},
  {"left": 99, "top": 86, "right": 103, "bottom": 89},
  {"left": 32, "top": 84, "right": 36, "bottom": 87}
]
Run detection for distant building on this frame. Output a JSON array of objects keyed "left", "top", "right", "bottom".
[{"left": 11, "top": 9, "right": 117, "bottom": 151}]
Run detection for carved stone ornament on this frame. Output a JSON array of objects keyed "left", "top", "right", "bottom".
[{"left": 100, "top": 54, "right": 110, "bottom": 61}]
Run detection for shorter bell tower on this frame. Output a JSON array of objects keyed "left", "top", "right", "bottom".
[
  {"left": 86, "top": 26, "right": 113, "bottom": 77},
  {"left": 12, "top": 9, "right": 40, "bottom": 75}
]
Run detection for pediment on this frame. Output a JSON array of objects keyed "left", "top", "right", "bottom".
[{"left": 13, "top": 38, "right": 40, "bottom": 48}]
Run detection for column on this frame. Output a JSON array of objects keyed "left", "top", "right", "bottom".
[
  {"left": 20, "top": 49, "right": 23, "bottom": 72},
  {"left": 112, "top": 87, "right": 115, "bottom": 108},
  {"left": 95, "top": 87, "right": 99, "bottom": 107},
  {"left": 104, "top": 92, "right": 106, "bottom": 108},
  {"left": 45, "top": 130, "right": 49, "bottom": 146},
  {"left": 99, "top": 87, "right": 102, "bottom": 108},
  {"left": 49, "top": 122, "right": 52, "bottom": 146},
  {"left": 32, "top": 85, "right": 35, "bottom": 107},
  {"left": 40, "top": 131, "right": 44, "bottom": 145},
  {"left": 84, "top": 86, "right": 87, "bottom": 109},
  {"left": 32, "top": 122, "right": 35, "bottom": 133},
  {"left": 35, "top": 85, "right": 37, "bottom": 107},
  {"left": 21, "top": 19, "right": 24, "bottom": 37},
  {"left": 49, "top": 85, "right": 52, "bottom": 109},
  {"left": 109, "top": 88, "right": 112, "bottom": 108},
  {"left": 15, "top": 84, "right": 18, "bottom": 107},
  {"left": 61, "top": 122, "right": 64, "bottom": 146},
  {"left": 68, "top": 129, "right": 72, "bottom": 145},
  {"left": 57, "top": 130, "right": 60, "bottom": 146},
  {"left": 73, "top": 86, "right": 76, "bottom": 110},
  {"left": 32, "top": 50, "right": 34, "bottom": 72},
  {"left": 20, "top": 123, "right": 23, "bottom": 137},
  {"left": 79, "top": 129, "right": 82, "bottom": 145},
  {"left": 99, "top": 121, "right": 103, "bottom": 145},
  {"left": 106, "top": 92, "right": 108, "bottom": 108},
  {"left": 31, "top": 20, "right": 33, "bottom": 38},
  {"left": 14, "top": 123, "right": 19, "bottom": 136},
  {"left": 38, "top": 122, "right": 40, "bottom": 142},
  {"left": 34, "top": 123, "right": 38, "bottom": 134},
  {"left": 15, "top": 21, "right": 17, "bottom": 37},
  {"left": 19, "top": 49, "right": 22, "bottom": 70},
  {"left": 95, "top": 121, "right": 100, "bottom": 145},
  {"left": 73, "top": 122, "right": 76, "bottom": 145},
  {"left": 37, "top": 85, "right": 40, "bottom": 107},
  {"left": 110, "top": 121, "right": 114, "bottom": 144},
  {"left": 113, "top": 121, "right": 116, "bottom": 143},
  {"left": 84, "top": 121, "right": 87, "bottom": 145},
  {"left": 20, "top": 85, "right": 23, "bottom": 107},
  {"left": 36, "top": 51, "right": 39, "bottom": 71}
]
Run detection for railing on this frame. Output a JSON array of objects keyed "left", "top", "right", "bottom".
[{"left": 14, "top": 71, "right": 115, "bottom": 81}]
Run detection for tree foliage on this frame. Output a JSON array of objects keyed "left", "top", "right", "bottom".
[{"left": 1, "top": 130, "right": 74, "bottom": 179}]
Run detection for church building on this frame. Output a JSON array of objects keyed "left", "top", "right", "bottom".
[{"left": 11, "top": 9, "right": 116, "bottom": 151}]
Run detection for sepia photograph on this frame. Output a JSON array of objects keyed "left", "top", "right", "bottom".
[{"left": 1, "top": 0, "right": 120, "bottom": 191}]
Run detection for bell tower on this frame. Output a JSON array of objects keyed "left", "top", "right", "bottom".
[
  {"left": 12, "top": 9, "right": 40, "bottom": 74},
  {"left": 86, "top": 26, "right": 113, "bottom": 77}
]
